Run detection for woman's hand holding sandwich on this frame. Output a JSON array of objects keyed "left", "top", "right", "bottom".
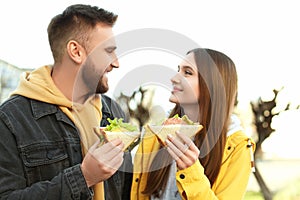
[{"left": 165, "top": 131, "right": 200, "bottom": 170}]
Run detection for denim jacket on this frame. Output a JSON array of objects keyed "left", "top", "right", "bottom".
[{"left": 0, "top": 94, "right": 132, "bottom": 200}]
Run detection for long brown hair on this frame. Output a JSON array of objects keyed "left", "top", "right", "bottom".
[{"left": 142, "top": 48, "right": 238, "bottom": 197}]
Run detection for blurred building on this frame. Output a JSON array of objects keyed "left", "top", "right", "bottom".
[{"left": 0, "top": 59, "right": 33, "bottom": 103}]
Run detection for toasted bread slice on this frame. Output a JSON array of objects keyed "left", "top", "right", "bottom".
[
  {"left": 93, "top": 127, "right": 140, "bottom": 151},
  {"left": 146, "top": 124, "right": 203, "bottom": 146}
]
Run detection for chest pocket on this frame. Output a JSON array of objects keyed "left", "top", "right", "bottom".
[{"left": 20, "top": 141, "right": 69, "bottom": 186}]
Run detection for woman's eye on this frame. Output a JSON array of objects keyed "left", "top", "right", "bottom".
[{"left": 184, "top": 70, "right": 192, "bottom": 75}]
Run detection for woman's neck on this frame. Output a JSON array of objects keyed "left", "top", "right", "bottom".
[{"left": 181, "top": 104, "right": 199, "bottom": 122}]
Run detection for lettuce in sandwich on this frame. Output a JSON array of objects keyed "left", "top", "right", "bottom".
[{"left": 94, "top": 118, "right": 140, "bottom": 151}]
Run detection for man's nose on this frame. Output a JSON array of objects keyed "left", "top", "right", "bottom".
[
  {"left": 111, "top": 58, "right": 119, "bottom": 68},
  {"left": 111, "top": 52, "right": 119, "bottom": 68}
]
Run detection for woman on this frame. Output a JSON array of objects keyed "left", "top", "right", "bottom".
[{"left": 131, "top": 48, "right": 255, "bottom": 199}]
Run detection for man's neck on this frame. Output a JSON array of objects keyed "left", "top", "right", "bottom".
[{"left": 51, "top": 62, "right": 80, "bottom": 103}]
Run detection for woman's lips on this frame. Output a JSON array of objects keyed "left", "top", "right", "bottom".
[{"left": 172, "top": 86, "right": 182, "bottom": 93}]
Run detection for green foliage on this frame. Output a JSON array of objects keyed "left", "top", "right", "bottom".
[
  {"left": 245, "top": 178, "right": 300, "bottom": 200},
  {"left": 274, "top": 178, "right": 300, "bottom": 200},
  {"left": 244, "top": 191, "right": 264, "bottom": 200}
]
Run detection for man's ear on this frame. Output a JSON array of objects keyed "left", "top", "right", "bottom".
[{"left": 67, "top": 40, "right": 86, "bottom": 64}]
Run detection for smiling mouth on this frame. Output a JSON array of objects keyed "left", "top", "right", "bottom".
[
  {"left": 172, "top": 86, "right": 182, "bottom": 93},
  {"left": 172, "top": 90, "right": 182, "bottom": 95}
]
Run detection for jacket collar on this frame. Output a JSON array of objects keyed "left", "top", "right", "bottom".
[
  {"left": 101, "top": 95, "right": 112, "bottom": 117},
  {"left": 30, "top": 99, "right": 75, "bottom": 127}
]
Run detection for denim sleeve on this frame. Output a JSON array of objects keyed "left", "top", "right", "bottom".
[{"left": 0, "top": 115, "right": 92, "bottom": 200}]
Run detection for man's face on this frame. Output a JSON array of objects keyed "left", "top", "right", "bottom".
[{"left": 80, "top": 23, "right": 119, "bottom": 95}]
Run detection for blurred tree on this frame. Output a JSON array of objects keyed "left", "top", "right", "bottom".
[
  {"left": 116, "top": 86, "right": 154, "bottom": 130},
  {"left": 250, "top": 88, "right": 298, "bottom": 200},
  {"left": 251, "top": 89, "right": 280, "bottom": 158},
  {"left": 116, "top": 86, "right": 154, "bottom": 150}
]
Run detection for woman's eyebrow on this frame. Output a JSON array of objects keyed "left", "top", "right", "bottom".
[{"left": 180, "top": 65, "right": 196, "bottom": 71}]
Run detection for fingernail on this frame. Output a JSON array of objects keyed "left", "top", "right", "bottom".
[
  {"left": 167, "top": 134, "right": 173, "bottom": 139},
  {"left": 166, "top": 139, "right": 170, "bottom": 144}
]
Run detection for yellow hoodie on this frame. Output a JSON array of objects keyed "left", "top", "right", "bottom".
[{"left": 11, "top": 65, "right": 104, "bottom": 200}]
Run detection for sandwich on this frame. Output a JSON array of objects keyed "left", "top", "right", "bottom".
[
  {"left": 93, "top": 118, "right": 140, "bottom": 151},
  {"left": 146, "top": 114, "right": 203, "bottom": 146}
]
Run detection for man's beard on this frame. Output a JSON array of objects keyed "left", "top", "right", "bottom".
[
  {"left": 81, "top": 64, "right": 108, "bottom": 95},
  {"left": 96, "top": 75, "right": 109, "bottom": 94}
]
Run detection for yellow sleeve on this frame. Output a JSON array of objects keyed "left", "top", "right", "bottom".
[
  {"left": 176, "top": 135, "right": 255, "bottom": 200},
  {"left": 176, "top": 160, "right": 218, "bottom": 200},
  {"left": 213, "top": 138, "right": 255, "bottom": 200}
]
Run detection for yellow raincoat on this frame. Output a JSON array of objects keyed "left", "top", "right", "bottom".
[{"left": 131, "top": 128, "right": 255, "bottom": 200}]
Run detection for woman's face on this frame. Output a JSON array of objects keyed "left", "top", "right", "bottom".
[{"left": 169, "top": 52, "right": 199, "bottom": 105}]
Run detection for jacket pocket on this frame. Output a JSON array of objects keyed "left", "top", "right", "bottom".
[{"left": 20, "top": 141, "right": 69, "bottom": 185}]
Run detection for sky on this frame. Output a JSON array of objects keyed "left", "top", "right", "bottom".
[{"left": 1, "top": 0, "right": 300, "bottom": 158}]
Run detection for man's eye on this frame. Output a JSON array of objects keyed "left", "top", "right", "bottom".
[
  {"left": 105, "top": 47, "right": 116, "bottom": 53},
  {"left": 106, "top": 49, "right": 114, "bottom": 53}
]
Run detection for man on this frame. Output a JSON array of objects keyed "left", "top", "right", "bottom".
[{"left": 0, "top": 4, "right": 129, "bottom": 200}]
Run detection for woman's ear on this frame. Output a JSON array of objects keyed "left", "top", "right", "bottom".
[{"left": 66, "top": 40, "right": 86, "bottom": 64}]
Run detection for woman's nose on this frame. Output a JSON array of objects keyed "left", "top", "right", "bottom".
[{"left": 171, "top": 73, "right": 181, "bottom": 84}]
